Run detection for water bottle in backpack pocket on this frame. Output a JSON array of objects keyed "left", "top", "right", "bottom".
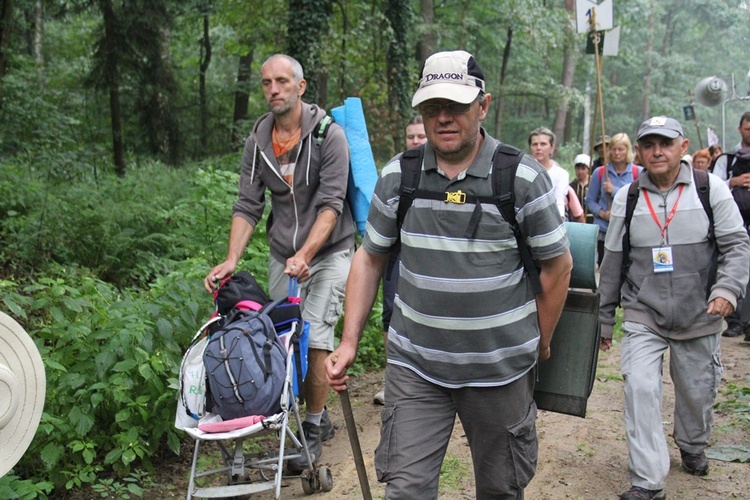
[{"left": 203, "top": 308, "right": 287, "bottom": 420}]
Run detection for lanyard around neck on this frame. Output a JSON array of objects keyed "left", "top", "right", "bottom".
[{"left": 642, "top": 185, "right": 684, "bottom": 244}]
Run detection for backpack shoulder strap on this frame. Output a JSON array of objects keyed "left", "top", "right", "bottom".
[
  {"left": 619, "top": 178, "right": 642, "bottom": 299},
  {"left": 693, "top": 168, "right": 717, "bottom": 299},
  {"left": 313, "top": 115, "right": 333, "bottom": 146},
  {"left": 396, "top": 145, "right": 426, "bottom": 232},
  {"left": 692, "top": 168, "right": 713, "bottom": 238},
  {"left": 491, "top": 144, "right": 542, "bottom": 295},
  {"left": 596, "top": 165, "right": 608, "bottom": 183},
  {"left": 386, "top": 145, "right": 425, "bottom": 275},
  {"left": 633, "top": 164, "right": 639, "bottom": 180}
]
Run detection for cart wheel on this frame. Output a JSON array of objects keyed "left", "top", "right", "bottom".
[
  {"left": 317, "top": 466, "right": 333, "bottom": 492},
  {"left": 300, "top": 470, "right": 318, "bottom": 495}
]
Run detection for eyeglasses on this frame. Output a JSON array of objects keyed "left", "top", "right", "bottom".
[{"left": 419, "top": 101, "right": 474, "bottom": 117}]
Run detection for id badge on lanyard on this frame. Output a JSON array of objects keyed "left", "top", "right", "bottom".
[{"left": 643, "top": 185, "right": 684, "bottom": 274}]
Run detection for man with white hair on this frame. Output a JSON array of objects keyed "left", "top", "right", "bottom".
[{"left": 598, "top": 116, "right": 750, "bottom": 500}]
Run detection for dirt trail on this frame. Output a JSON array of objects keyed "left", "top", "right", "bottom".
[{"left": 166, "top": 335, "right": 750, "bottom": 499}]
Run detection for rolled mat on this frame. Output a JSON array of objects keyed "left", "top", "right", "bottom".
[
  {"left": 331, "top": 98, "right": 378, "bottom": 236},
  {"left": 564, "top": 221, "right": 598, "bottom": 290}
]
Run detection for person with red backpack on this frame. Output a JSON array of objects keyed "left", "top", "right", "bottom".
[{"left": 585, "top": 132, "right": 643, "bottom": 265}]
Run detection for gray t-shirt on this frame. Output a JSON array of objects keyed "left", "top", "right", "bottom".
[{"left": 363, "top": 131, "right": 569, "bottom": 388}]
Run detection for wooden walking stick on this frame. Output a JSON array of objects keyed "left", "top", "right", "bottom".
[
  {"left": 340, "top": 389, "right": 373, "bottom": 500},
  {"left": 331, "top": 355, "right": 372, "bottom": 500}
]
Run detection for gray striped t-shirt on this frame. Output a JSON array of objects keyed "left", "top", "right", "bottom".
[{"left": 363, "top": 131, "right": 569, "bottom": 388}]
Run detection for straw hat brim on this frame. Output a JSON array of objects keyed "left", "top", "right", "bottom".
[{"left": 0, "top": 311, "right": 46, "bottom": 477}]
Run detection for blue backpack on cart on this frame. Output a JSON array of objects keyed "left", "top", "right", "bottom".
[{"left": 203, "top": 300, "right": 288, "bottom": 420}]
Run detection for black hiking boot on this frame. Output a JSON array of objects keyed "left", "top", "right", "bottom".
[
  {"left": 680, "top": 449, "right": 709, "bottom": 476},
  {"left": 320, "top": 408, "right": 335, "bottom": 441},
  {"left": 287, "top": 421, "right": 323, "bottom": 473},
  {"left": 619, "top": 486, "right": 666, "bottom": 500},
  {"left": 722, "top": 324, "right": 744, "bottom": 337}
]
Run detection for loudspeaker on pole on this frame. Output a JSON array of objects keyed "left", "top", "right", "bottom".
[{"left": 694, "top": 76, "right": 728, "bottom": 107}]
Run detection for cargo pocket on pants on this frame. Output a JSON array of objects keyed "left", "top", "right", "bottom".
[
  {"left": 323, "top": 283, "right": 345, "bottom": 326},
  {"left": 508, "top": 399, "right": 538, "bottom": 489},
  {"left": 374, "top": 405, "right": 395, "bottom": 482}
]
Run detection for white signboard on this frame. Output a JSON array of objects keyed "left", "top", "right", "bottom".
[
  {"left": 602, "top": 25, "right": 620, "bottom": 56},
  {"left": 576, "top": 0, "right": 614, "bottom": 33}
]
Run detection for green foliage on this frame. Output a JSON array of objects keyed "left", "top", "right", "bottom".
[
  {"left": 2, "top": 263, "right": 211, "bottom": 489},
  {"left": 340, "top": 288, "right": 386, "bottom": 377},
  {"left": 716, "top": 379, "right": 750, "bottom": 432},
  {"left": 286, "top": 0, "right": 334, "bottom": 103},
  {"left": 0, "top": 158, "right": 241, "bottom": 286},
  {"left": 0, "top": 473, "right": 54, "bottom": 500},
  {"left": 0, "top": 154, "right": 378, "bottom": 495}
]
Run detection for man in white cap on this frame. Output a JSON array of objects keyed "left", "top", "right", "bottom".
[
  {"left": 326, "top": 49, "right": 572, "bottom": 498},
  {"left": 598, "top": 116, "right": 750, "bottom": 500}
]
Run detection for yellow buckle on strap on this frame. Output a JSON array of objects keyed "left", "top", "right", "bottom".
[{"left": 445, "top": 190, "right": 466, "bottom": 204}]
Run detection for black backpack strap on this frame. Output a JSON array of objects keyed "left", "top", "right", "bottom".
[
  {"left": 397, "top": 145, "right": 426, "bottom": 230},
  {"left": 693, "top": 168, "right": 717, "bottom": 299},
  {"left": 693, "top": 168, "right": 713, "bottom": 238},
  {"left": 620, "top": 179, "right": 641, "bottom": 299},
  {"left": 388, "top": 145, "right": 425, "bottom": 275},
  {"left": 255, "top": 298, "right": 288, "bottom": 380},
  {"left": 489, "top": 144, "right": 542, "bottom": 295}
]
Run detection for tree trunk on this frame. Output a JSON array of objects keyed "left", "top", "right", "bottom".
[
  {"left": 100, "top": 0, "right": 125, "bottom": 176},
  {"left": 386, "top": 0, "right": 413, "bottom": 148},
  {"left": 552, "top": 0, "right": 576, "bottom": 145},
  {"left": 641, "top": 6, "right": 655, "bottom": 122},
  {"left": 34, "top": 0, "right": 42, "bottom": 77},
  {"left": 231, "top": 46, "right": 253, "bottom": 150},
  {"left": 286, "top": 0, "right": 333, "bottom": 103},
  {"left": 493, "top": 27, "right": 512, "bottom": 140},
  {"left": 417, "top": 0, "right": 433, "bottom": 65},
  {"left": 199, "top": 13, "right": 211, "bottom": 154},
  {"left": 0, "top": 0, "right": 13, "bottom": 110},
  {"left": 317, "top": 69, "right": 327, "bottom": 110}
]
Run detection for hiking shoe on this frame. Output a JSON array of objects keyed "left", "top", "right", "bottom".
[
  {"left": 373, "top": 388, "right": 385, "bottom": 405},
  {"left": 722, "top": 324, "right": 744, "bottom": 337},
  {"left": 680, "top": 449, "right": 709, "bottom": 476},
  {"left": 619, "top": 486, "right": 666, "bottom": 500},
  {"left": 287, "top": 421, "right": 323, "bottom": 473},
  {"left": 320, "top": 408, "right": 335, "bottom": 442}
]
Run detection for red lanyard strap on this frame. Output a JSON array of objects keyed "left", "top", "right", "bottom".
[{"left": 643, "top": 185, "right": 684, "bottom": 242}]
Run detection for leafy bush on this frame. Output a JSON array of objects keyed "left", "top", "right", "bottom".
[
  {"left": 1, "top": 263, "right": 212, "bottom": 490},
  {"left": 0, "top": 156, "right": 385, "bottom": 495}
]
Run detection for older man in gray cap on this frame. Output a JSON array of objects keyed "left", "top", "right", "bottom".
[
  {"left": 326, "top": 50, "right": 572, "bottom": 498},
  {"left": 598, "top": 116, "right": 750, "bottom": 500}
]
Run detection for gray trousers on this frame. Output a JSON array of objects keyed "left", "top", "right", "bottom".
[
  {"left": 621, "top": 322, "right": 722, "bottom": 490},
  {"left": 376, "top": 364, "right": 537, "bottom": 500}
]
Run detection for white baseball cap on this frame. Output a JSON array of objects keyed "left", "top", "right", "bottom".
[
  {"left": 412, "top": 50, "right": 486, "bottom": 107},
  {"left": 574, "top": 153, "right": 591, "bottom": 167}
]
